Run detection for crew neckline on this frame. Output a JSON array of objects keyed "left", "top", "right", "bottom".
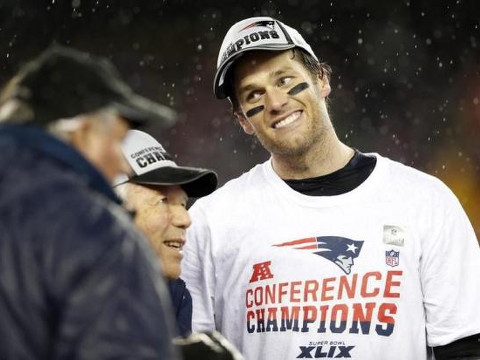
[{"left": 262, "top": 152, "right": 387, "bottom": 207}]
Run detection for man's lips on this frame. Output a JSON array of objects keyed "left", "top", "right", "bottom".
[
  {"left": 163, "top": 239, "right": 185, "bottom": 251},
  {"left": 272, "top": 110, "right": 302, "bottom": 129}
]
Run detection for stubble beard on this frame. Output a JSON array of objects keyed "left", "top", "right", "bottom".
[{"left": 257, "top": 109, "right": 329, "bottom": 159}]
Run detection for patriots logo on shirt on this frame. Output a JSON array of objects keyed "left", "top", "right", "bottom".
[
  {"left": 274, "top": 236, "right": 364, "bottom": 274},
  {"left": 240, "top": 20, "right": 276, "bottom": 32}
]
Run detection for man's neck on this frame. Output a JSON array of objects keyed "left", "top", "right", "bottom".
[{"left": 271, "top": 134, "right": 354, "bottom": 180}]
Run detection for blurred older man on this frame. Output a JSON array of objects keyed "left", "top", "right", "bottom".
[{"left": 0, "top": 46, "right": 180, "bottom": 359}]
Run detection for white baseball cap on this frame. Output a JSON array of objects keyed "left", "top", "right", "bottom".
[
  {"left": 214, "top": 16, "right": 318, "bottom": 99},
  {"left": 114, "top": 130, "right": 217, "bottom": 197}
]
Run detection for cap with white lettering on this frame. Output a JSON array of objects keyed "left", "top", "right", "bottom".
[
  {"left": 214, "top": 16, "right": 318, "bottom": 99},
  {"left": 114, "top": 130, "right": 217, "bottom": 197}
]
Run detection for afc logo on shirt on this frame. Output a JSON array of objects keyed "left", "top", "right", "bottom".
[{"left": 249, "top": 261, "right": 274, "bottom": 283}]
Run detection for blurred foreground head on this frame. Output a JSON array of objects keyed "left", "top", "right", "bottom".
[{"left": 0, "top": 45, "right": 177, "bottom": 182}]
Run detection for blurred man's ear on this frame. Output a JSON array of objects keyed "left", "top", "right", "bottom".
[
  {"left": 234, "top": 111, "right": 255, "bottom": 135},
  {"left": 69, "top": 117, "right": 92, "bottom": 150}
]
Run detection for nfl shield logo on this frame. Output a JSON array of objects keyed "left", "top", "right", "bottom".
[{"left": 386, "top": 250, "right": 400, "bottom": 267}]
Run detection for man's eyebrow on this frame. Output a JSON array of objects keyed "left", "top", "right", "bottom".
[
  {"left": 238, "top": 83, "right": 256, "bottom": 94},
  {"left": 269, "top": 67, "right": 293, "bottom": 78},
  {"left": 238, "top": 67, "right": 295, "bottom": 94}
]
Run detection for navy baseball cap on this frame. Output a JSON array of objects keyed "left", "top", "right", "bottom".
[
  {"left": 0, "top": 45, "right": 176, "bottom": 128},
  {"left": 114, "top": 130, "right": 218, "bottom": 198},
  {"left": 214, "top": 16, "right": 318, "bottom": 99}
]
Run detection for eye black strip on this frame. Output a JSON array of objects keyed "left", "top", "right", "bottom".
[
  {"left": 288, "top": 82, "right": 310, "bottom": 96},
  {"left": 245, "top": 105, "right": 265, "bottom": 118}
]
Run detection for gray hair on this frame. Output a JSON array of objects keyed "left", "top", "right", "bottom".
[
  {"left": 47, "top": 107, "right": 120, "bottom": 142},
  {"left": 114, "top": 182, "right": 130, "bottom": 203},
  {"left": 0, "top": 98, "right": 34, "bottom": 125}
]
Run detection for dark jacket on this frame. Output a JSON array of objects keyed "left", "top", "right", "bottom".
[
  {"left": 169, "top": 278, "right": 193, "bottom": 337},
  {"left": 0, "top": 124, "right": 180, "bottom": 360}
]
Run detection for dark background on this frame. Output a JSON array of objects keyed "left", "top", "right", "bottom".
[{"left": 1, "top": 0, "right": 479, "bottom": 237}]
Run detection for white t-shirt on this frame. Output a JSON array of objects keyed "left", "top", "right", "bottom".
[{"left": 182, "top": 154, "right": 480, "bottom": 360}]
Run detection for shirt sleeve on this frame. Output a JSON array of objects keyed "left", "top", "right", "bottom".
[
  {"left": 183, "top": 202, "right": 217, "bottom": 332},
  {"left": 420, "top": 183, "right": 480, "bottom": 347}
]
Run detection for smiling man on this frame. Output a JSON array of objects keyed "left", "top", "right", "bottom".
[
  {"left": 182, "top": 16, "right": 480, "bottom": 360},
  {"left": 115, "top": 129, "right": 217, "bottom": 337}
]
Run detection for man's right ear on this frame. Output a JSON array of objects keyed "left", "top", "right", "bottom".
[{"left": 234, "top": 111, "right": 255, "bottom": 135}]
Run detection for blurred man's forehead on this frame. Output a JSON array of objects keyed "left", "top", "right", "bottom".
[{"left": 130, "top": 183, "right": 187, "bottom": 202}]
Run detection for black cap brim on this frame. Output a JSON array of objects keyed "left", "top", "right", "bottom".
[
  {"left": 129, "top": 166, "right": 218, "bottom": 198},
  {"left": 112, "top": 94, "right": 177, "bottom": 129}
]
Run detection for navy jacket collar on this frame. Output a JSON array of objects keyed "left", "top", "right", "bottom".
[{"left": 0, "top": 124, "right": 122, "bottom": 204}]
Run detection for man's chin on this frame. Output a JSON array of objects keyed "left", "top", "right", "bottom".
[{"left": 164, "top": 266, "right": 181, "bottom": 280}]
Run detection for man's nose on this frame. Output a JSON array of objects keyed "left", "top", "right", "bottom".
[
  {"left": 265, "top": 87, "right": 288, "bottom": 112},
  {"left": 171, "top": 206, "right": 192, "bottom": 230}
]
